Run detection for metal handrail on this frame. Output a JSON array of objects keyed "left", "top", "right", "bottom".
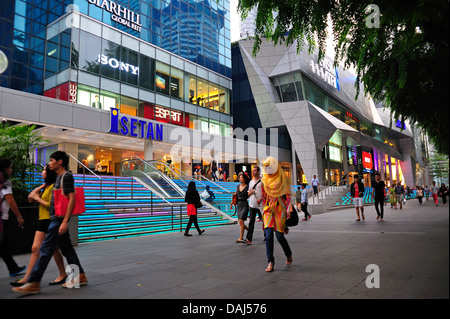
[
  {"left": 120, "top": 157, "right": 185, "bottom": 199},
  {"left": 67, "top": 153, "right": 101, "bottom": 179},
  {"left": 140, "top": 157, "right": 231, "bottom": 194}
]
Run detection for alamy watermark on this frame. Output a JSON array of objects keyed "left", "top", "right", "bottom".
[
  {"left": 65, "top": 264, "right": 80, "bottom": 289},
  {"left": 365, "top": 264, "right": 380, "bottom": 288},
  {"left": 365, "top": 4, "right": 380, "bottom": 28}
]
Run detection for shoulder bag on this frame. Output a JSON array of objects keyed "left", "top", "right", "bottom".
[{"left": 53, "top": 172, "right": 86, "bottom": 218}]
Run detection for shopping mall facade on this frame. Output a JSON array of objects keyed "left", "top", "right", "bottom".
[
  {"left": 0, "top": 0, "right": 290, "bottom": 179},
  {"left": 0, "top": 1, "right": 430, "bottom": 187},
  {"left": 231, "top": 38, "right": 430, "bottom": 188}
]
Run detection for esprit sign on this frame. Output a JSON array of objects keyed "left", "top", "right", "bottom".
[
  {"left": 87, "top": 0, "right": 142, "bottom": 32},
  {"left": 155, "top": 106, "right": 183, "bottom": 125},
  {"left": 109, "top": 108, "right": 163, "bottom": 141},
  {"left": 309, "top": 58, "right": 340, "bottom": 90},
  {"left": 97, "top": 54, "right": 139, "bottom": 75}
]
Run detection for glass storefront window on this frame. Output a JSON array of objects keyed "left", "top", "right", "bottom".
[
  {"left": 78, "top": 30, "right": 101, "bottom": 75},
  {"left": 100, "top": 90, "right": 119, "bottom": 111},
  {"left": 139, "top": 55, "right": 154, "bottom": 90},
  {"left": 186, "top": 74, "right": 197, "bottom": 103},
  {"left": 100, "top": 38, "right": 121, "bottom": 81},
  {"left": 218, "top": 86, "right": 229, "bottom": 113},
  {"left": 120, "top": 96, "right": 138, "bottom": 116},
  {"left": 120, "top": 47, "right": 139, "bottom": 86},
  {"left": 170, "top": 66, "right": 184, "bottom": 99},
  {"left": 197, "top": 79, "right": 208, "bottom": 107},
  {"left": 155, "top": 61, "right": 171, "bottom": 95}
]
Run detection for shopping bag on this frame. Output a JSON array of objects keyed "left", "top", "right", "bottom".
[{"left": 53, "top": 173, "right": 86, "bottom": 217}]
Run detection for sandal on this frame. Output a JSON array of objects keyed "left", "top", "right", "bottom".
[
  {"left": 286, "top": 256, "right": 293, "bottom": 265},
  {"left": 355, "top": 219, "right": 361, "bottom": 221},
  {"left": 265, "top": 262, "right": 274, "bottom": 272}
]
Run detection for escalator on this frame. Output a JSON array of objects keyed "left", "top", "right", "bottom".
[
  {"left": 120, "top": 157, "right": 236, "bottom": 223},
  {"left": 121, "top": 157, "right": 185, "bottom": 199}
]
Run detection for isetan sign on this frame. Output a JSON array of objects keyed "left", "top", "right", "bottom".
[
  {"left": 109, "top": 108, "right": 163, "bottom": 141},
  {"left": 87, "top": 0, "right": 142, "bottom": 32}
]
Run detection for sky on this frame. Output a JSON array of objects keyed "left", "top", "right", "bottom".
[{"left": 230, "top": 0, "right": 241, "bottom": 42}]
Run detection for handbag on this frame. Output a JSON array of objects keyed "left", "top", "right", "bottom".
[
  {"left": 231, "top": 194, "right": 237, "bottom": 206},
  {"left": 195, "top": 200, "right": 203, "bottom": 209},
  {"left": 53, "top": 172, "right": 86, "bottom": 218},
  {"left": 286, "top": 204, "right": 299, "bottom": 227}
]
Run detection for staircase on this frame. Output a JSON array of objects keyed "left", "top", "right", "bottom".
[{"left": 73, "top": 174, "right": 236, "bottom": 243}]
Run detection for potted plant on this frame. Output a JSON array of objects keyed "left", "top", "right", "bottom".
[{"left": 0, "top": 122, "right": 47, "bottom": 254}]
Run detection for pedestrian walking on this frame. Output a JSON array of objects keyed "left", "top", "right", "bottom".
[
  {"left": 350, "top": 174, "right": 365, "bottom": 221},
  {"left": 261, "top": 157, "right": 293, "bottom": 273},
  {"left": 0, "top": 158, "right": 26, "bottom": 277},
  {"left": 295, "top": 187, "right": 302, "bottom": 212},
  {"left": 13, "top": 151, "right": 87, "bottom": 295},
  {"left": 395, "top": 182, "right": 405, "bottom": 209},
  {"left": 230, "top": 172, "right": 249, "bottom": 243},
  {"left": 416, "top": 186, "right": 423, "bottom": 206},
  {"left": 430, "top": 181, "right": 440, "bottom": 206},
  {"left": 10, "top": 164, "right": 66, "bottom": 287},
  {"left": 388, "top": 184, "right": 398, "bottom": 208},
  {"left": 300, "top": 183, "right": 310, "bottom": 220},
  {"left": 439, "top": 183, "right": 448, "bottom": 206},
  {"left": 424, "top": 186, "right": 430, "bottom": 201},
  {"left": 246, "top": 166, "right": 263, "bottom": 245},
  {"left": 311, "top": 175, "right": 320, "bottom": 196},
  {"left": 372, "top": 172, "right": 385, "bottom": 221},
  {"left": 184, "top": 181, "right": 205, "bottom": 236}
]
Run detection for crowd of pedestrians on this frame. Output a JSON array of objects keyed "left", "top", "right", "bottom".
[{"left": 3, "top": 149, "right": 448, "bottom": 294}]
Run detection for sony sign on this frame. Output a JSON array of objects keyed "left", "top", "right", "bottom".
[
  {"left": 87, "top": 0, "right": 142, "bottom": 32},
  {"left": 97, "top": 54, "right": 139, "bottom": 75}
]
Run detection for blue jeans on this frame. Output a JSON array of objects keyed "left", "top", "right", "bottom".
[
  {"left": 29, "top": 218, "right": 84, "bottom": 283},
  {"left": 264, "top": 227, "right": 292, "bottom": 264}
]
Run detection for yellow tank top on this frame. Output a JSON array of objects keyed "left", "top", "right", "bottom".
[{"left": 39, "top": 184, "right": 53, "bottom": 220}]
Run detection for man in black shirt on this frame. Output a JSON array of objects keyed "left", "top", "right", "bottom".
[{"left": 372, "top": 173, "right": 386, "bottom": 221}]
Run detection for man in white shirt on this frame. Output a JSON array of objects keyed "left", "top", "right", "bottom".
[
  {"left": 311, "top": 175, "right": 320, "bottom": 196},
  {"left": 430, "top": 181, "right": 440, "bottom": 206},
  {"left": 246, "top": 166, "right": 263, "bottom": 245},
  {"left": 300, "top": 183, "right": 311, "bottom": 220}
]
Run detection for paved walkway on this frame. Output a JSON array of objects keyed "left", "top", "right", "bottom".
[{"left": 1, "top": 197, "right": 448, "bottom": 300}]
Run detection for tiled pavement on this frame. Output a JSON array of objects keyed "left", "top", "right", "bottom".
[{"left": 1, "top": 197, "right": 448, "bottom": 303}]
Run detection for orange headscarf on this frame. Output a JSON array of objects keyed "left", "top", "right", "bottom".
[{"left": 261, "top": 157, "right": 291, "bottom": 198}]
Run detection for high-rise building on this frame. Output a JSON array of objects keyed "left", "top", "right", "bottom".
[{"left": 0, "top": 0, "right": 243, "bottom": 176}]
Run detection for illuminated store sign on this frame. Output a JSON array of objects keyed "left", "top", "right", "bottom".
[
  {"left": 346, "top": 111, "right": 360, "bottom": 123},
  {"left": 309, "top": 58, "right": 340, "bottom": 90},
  {"left": 109, "top": 108, "right": 163, "bottom": 141},
  {"left": 87, "top": 0, "right": 142, "bottom": 32},
  {"left": 155, "top": 106, "right": 183, "bottom": 126},
  {"left": 97, "top": 54, "right": 139, "bottom": 75},
  {"left": 362, "top": 151, "right": 373, "bottom": 172}
]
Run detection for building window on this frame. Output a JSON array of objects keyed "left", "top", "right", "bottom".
[
  {"left": 155, "top": 61, "right": 171, "bottom": 96},
  {"left": 120, "top": 96, "right": 138, "bottom": 116}
]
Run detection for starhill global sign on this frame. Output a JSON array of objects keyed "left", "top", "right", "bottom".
[{"left": 87, "top": 0, "right": 142, "bottom": 32}]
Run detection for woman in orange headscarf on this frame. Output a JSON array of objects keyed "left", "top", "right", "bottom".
[{"left": 261, "top": 157, "right": 293, "bottom": 272}]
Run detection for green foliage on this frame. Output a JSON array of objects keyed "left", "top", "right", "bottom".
[
  {"left": 429, "top": 153, "right": 449, "bottom": 180},
  {"left": 237, "top": 0, "right": 449, "bottom": 155},
  {"left": 0, "top": 123, "right": 46, "bottom": 206}
]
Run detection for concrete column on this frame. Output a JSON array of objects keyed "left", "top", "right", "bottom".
[
  {"left": 291, "top": 144, "right": 297, "bottom": 185},
  {"left": 342, "top": 137, "right": 349, "bottom": 178},
  {"left": 144, "top": 139, "right": 153, "bottom": 161},
  {"left": 57, "top": 142, "right": 78, "bottom": 173}
]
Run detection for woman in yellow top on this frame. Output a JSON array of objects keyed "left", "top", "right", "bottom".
[{"left": 10, "top": 165, "right": 67, "bottom": 287}]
